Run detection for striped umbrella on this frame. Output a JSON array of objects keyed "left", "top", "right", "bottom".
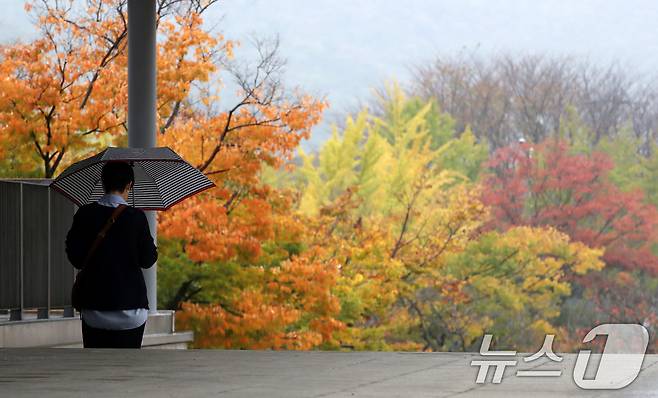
[{"left": 50, "top": 147, "right": 214, "bottom": 210}]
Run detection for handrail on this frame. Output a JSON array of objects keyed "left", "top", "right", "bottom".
[{"left": 0, "top": 179, "right": 75, "bottom": 321}]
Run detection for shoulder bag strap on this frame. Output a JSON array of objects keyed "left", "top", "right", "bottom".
[{"left": 82, "top": 204, "right": 128, "bottom": 267}]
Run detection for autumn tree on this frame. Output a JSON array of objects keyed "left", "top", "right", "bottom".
[
  {"left": 1, "top": 0, "right": 336, "bottom": 349},
  {"left": 153, "top": 25, "right": 330, "bottom": 349},
  {"left": 175, "top": 245, "right": 344, "bottom": 350},
  {"left": 0, "top": 0, "right": 229, "bottom": 177},
  {"left": 297, "top": 84, "right": 487, "bottom": 217},
  {"left": 482, "top": 138, "right": 658, "bottom": 340},
  {"left": 593, "top": 128, "right": 658, "bottom": 208},
  {"left": 483, "top": 139, "right": 658, "bottom": 274},
  {"left": 293, "top": 93, "right": 604, "bottom": 351}
]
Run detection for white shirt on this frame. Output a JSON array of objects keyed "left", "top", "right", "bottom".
[{"left": 80, "top": 193, "right": 149, "bottom": 330}]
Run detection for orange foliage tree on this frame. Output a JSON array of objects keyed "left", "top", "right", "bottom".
[
  {"left": 153, "top": 20, "right": 334, "bottom": 349},
  {"left": 176, "top": 246, "right": 343, "bottom": 349},
  {"left": 1, "top": 1, "right": 337, "bottom": 349},
  {"left": 0, "top": 0, "right": 228, "bottom": 176},
  {"left": 158, "top": 35, "right": 325, "bottom": 264}
]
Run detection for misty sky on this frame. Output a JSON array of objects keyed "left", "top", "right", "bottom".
[{"left": 2, "top": 0, "right": 658, "bottom": 149}]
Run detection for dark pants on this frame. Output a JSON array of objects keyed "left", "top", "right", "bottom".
[{"left": 82, "top": 320, "right": 146, "bottom": 348}]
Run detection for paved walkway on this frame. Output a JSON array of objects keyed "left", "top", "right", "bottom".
[{"left": 0, "top": 349, "right": 657, "bottom": 397}]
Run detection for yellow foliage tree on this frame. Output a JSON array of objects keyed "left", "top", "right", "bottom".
[{"left": 294, "top": 94, "right": 605, "bottom": 351}]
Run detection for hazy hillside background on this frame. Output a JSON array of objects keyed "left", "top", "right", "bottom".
[{"left": 2, "top": 0, "right": 658, "bottom": 150}]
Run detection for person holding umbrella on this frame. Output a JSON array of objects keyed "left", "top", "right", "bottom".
[
  {"left": 65, "top": 161, "right": 156, "bottom": 348},
  {"left": 55, "top": 147, "right": 215, "bottom": 348}
]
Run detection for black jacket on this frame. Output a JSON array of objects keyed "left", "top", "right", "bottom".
[{"left": 65, "top": 203, "right": 158, "bottom": 310}]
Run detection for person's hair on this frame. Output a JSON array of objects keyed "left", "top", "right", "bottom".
[{"left": 101, "top": 161, "right": 135, "bottom": 193}]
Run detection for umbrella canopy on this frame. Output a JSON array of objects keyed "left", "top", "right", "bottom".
[{"left": 50, "top": 147, "right": 214, "bottom": 210}]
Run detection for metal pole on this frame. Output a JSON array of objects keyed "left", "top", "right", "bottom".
[
  {"left": 45, "top": 187, "right": 51, "bottom": 319},
  {"left": 12, "top": 183, "right": 24, "bottom": 321},
  {"left": 128, "top": 0, "right": 157, "bottom": 314}
]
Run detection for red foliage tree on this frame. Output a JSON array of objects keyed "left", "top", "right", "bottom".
[
  {"left": 483, "top": 139, "right": 658, "bottom": 274},
  {"left": 482, "top": 139, "right": 658, "bottom": 333}
]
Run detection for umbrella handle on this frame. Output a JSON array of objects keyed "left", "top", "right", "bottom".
[{"left": 129, "top": 161, "right": 135, "bottom": 207}]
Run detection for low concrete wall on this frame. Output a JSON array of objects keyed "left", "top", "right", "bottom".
[
  {"left": 0, "top": 317, "right": 81, "bottom": 347},
  {"left": 0, "top": 310, "right": 192, "bottom": 349}
]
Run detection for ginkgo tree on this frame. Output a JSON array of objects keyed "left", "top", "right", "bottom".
[{"left": 297, "top": 84, "right": 487, "bottom": 217}]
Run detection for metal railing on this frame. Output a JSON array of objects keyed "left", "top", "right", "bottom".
[{"left": 0, "top": 179, "right": 76, "bottom": 321}]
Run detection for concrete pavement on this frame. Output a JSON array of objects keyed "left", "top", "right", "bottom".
[{"left": 1, "top": 349, "right": 657, "bottom": 397}]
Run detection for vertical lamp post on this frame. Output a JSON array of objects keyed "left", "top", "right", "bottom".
[{"left": 128, "top": 0, "right": 157, "bottom": 313}]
